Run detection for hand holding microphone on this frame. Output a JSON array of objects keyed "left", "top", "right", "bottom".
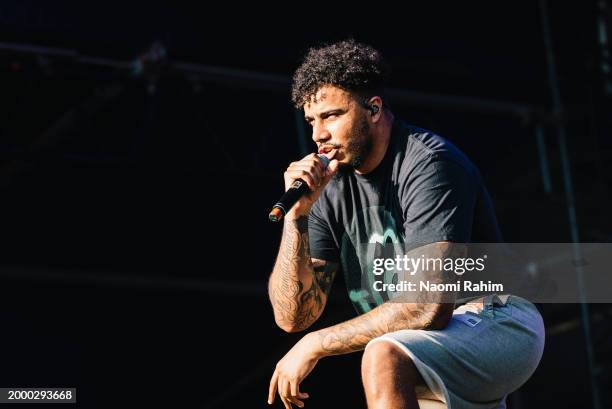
[{"left": 269, "top": 150, "right": 339, "bottom": 222}]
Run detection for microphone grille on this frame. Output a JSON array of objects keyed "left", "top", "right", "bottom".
[{"left": 316, "top": 154, "right": 331, "bottom": 169}]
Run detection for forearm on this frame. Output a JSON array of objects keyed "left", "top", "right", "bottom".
[
  {"left": 309, "top": 241, "right": 463, "bottom": 356},
  {"left": 310, "top": 300, "right": 452, "bottom": 357},
  {"left": 268, "top": 215, "right": 323, "bottom": 332}
]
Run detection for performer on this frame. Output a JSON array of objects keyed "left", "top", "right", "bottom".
[{"left": 267, "top": 39, "right": 544, "bottom": 409}]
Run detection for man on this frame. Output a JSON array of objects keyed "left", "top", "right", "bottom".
[{"left": 267, "top": 39, "right": 544, "bottom": 409}]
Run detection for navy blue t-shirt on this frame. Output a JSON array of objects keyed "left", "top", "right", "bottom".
[{"left": 308, "top": 120, "right": 501, "bottom": 314}]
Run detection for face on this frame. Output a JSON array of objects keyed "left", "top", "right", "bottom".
[{"left": 303, "top": 86, "right": 373, "bottom": 170}]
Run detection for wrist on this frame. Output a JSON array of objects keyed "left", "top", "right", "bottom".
[
  {"left": 303, "top": 331, "right": 327, "bottom": 359},
  {"left": 284, "top": 209, "right": 310, "bottom": 222}
]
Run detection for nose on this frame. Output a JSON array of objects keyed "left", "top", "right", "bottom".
[{"left": 312, "top": 122, "right": 331, "bottom": 144}]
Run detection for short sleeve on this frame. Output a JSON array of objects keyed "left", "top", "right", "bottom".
[
  {"left": 401, "top": 155, "right": 477, "bottom": 246},
  {"left": 308, "top": 198, "right": 340, "bottom": 262}
]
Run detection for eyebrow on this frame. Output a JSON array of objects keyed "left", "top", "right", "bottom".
[{"left": 304, "top": 108, "right": 347, "bottom": 122}]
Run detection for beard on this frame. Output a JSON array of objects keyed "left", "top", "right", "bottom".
[{"left": 344, "top": 114, "right": 373, "bottom": 170}]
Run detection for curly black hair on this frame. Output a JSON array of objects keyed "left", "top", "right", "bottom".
[{"left": 291, "top": 39, "right": 389, "bottom": 108}]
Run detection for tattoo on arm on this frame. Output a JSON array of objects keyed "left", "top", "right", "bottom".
[
  {"left": 269, "top": 216, "right": 337, "bottom": 331},
  {"left": 316, "top": 302, "right": 441, "bottom": 354},
  {"left": 315, "top": 241, "right": 464, "bottom": 355}
]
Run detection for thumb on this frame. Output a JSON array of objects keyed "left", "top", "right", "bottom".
[{"left": 323, "top": 159, "right": 339, "bottom": 182}]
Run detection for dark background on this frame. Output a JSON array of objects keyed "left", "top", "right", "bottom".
[{"left": 0, "top": 2, "right": 611, "bottom": 408}]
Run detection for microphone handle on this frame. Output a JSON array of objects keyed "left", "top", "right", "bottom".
[
  {"left": 269, "top": 154, "right": 331, "bottom": 223},
  {"left": 269, "top": 179, "right": 310, "bottom": 222}
]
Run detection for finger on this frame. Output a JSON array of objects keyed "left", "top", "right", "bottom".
[
  {"left": 279, "top": 379, "right": 292, "bottom": 409},
  {"left": 326, "top": 159, "right": 339, "bottom": 175},
  {"left": 288, "top": 162, "right": 323, "bottom": 184},
  {"left": 289, "top": 382, "right": 305, "bottom": 408},
  {"left": 311, "top": 155, "right": 328, "bottom": 172},
  {"left": 268, "top": 369, "right": 279, "bottom": 404},
  {"left": 293, "top": 384, "right": 309, "bottom": 400},
  {"left": 322, "top": 159, "right": 340, "bottom": 183},
  {"left": 293, "top": 154, "right": 318, "bottom": 166},
  {"left": 285, "top": 170, "right": 317, "bottom": 190},
  {"left": 287, "top": 165, "right": 322, "bottom": 185},
  {"left": 306, "top": 159, "right": 325, "bottom": 181},
  {"left": 295, "top": 156, "right": 323, "bottom": 171},
  {"left": 288, "top": 397, "right": 304, "bottom": 408},
  {"left": 281, "top": 377, "right": 291, "bottom": 401},
  {"left": 281, "top": 395, "right": 293, "bottom": 409},
  {"left": 281, "top": 397, "right": 293, "bottom": 409},
  {"left": 290, "top": 381, "right": 299, "bottom": 398}
]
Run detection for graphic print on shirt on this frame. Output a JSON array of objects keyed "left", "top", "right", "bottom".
[{"left": 341, "top": 206, "right": 405, "bottom": 314}]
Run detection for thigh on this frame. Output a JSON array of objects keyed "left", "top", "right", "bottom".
[
  {"left": 365, "top": 339, "right": 439, "bottom": 400},
  {"left": 377, "top": 297, "right": 544, "bottom": 403}
]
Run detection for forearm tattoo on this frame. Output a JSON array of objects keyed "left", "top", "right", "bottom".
[
  {"left": 316, "top": 242, "right": 465, "bottom": 355},
  {"left": 269, "top": 216, "right": 337, "bottom": 331}
]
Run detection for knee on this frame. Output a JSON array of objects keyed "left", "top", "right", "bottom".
[{"left": 361, "top": 340, "right": 419, "bottom": 388}]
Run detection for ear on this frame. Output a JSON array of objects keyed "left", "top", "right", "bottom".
[{"left": 365, "top": 96, "right": 383, "bottom": 122}]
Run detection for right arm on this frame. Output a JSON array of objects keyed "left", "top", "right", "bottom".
[
  {"left": 268, "top": 152, "right": 339, "bottom": 333},
  {"left": 268, "top": 215, "right": 337, "bottom": 332}
]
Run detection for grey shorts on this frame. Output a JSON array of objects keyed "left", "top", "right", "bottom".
[{"left": 365, "top": 294, "right": 545, "bottom": 409}]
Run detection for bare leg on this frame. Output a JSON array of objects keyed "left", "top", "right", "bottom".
[{"left": 362, "top": 341, "right": 432, "bottom": 409}]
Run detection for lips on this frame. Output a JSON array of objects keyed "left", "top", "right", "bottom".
[
  {"left": 318, "top": 145, "right": 336, "bottom": 154},
  {"left": 319, "top": 147, "right": 338, "bottom": 160}
]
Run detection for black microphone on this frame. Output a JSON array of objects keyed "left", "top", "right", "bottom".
[{"left": 269, "top": 154, "right": 331, "bottom": 222}]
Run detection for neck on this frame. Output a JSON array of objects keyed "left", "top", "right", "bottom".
[{"left": 355, "top": 110, "right": 394, "bottom": 174}]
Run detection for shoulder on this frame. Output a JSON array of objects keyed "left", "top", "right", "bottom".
[{"left": 393, "top": 121, "right": 480, "bottom": 179}]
